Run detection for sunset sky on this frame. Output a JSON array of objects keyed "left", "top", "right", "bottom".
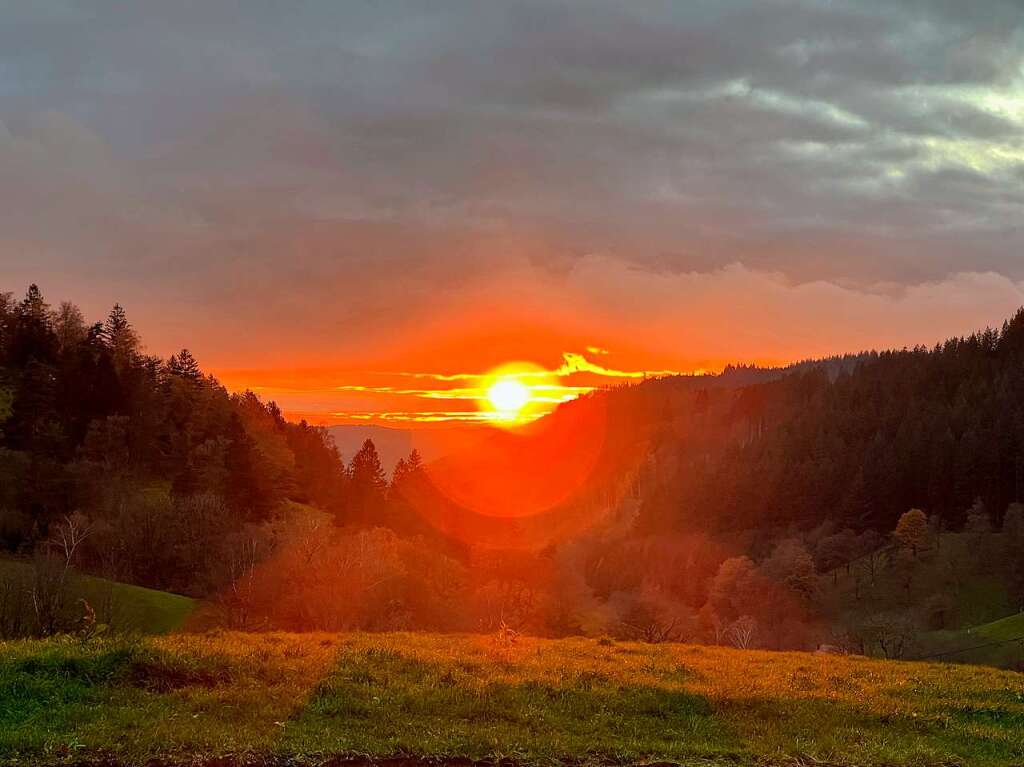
[{"left": 2, "top": 1, "right": 1023, "bottom": 424}]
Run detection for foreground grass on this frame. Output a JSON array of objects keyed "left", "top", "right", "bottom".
[{"left": 1, "top": 631, "right": 1023, "bottom": 766}]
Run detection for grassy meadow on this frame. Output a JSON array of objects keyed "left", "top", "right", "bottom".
[
  {"left": 922, "top": 612, "right": 1024, "bottom": 669},
  {"left": 1, "top": 631, "right": 1023, "bottom": 767},
  {"left": 0, "top": 558, "right": 196, "bottom": 635}
]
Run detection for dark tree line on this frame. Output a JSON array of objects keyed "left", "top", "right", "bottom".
[
  {"left": 0, "top": 285, "right": 354, "bottom": 594},
  {"left": 4, "top": 283, "right": 1024, "bottom": 651},
  {"left": 629, "top": 308, "right": 1024, "bottom": 540}
]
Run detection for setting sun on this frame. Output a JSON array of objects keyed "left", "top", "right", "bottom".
[
  {"left": 477, "top": 361, "right": 558, "bottom": 425},
  {"left": 487, "top": 377, "right": 531, "bottom": 417}
]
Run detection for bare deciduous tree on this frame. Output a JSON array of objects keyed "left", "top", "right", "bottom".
[
  {"left": 220, "top": 534, "right": 265, "bottom": 630},
  {"left": 727, "top": 615, "right": 758, "bottom": 649},
  {"left": 859, "top": 612, "right": 917, "bottom": 659},
  {"left": 30, "top": 512, "right": 92, "bottom": 635}
]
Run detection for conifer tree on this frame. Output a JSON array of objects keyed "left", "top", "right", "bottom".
[
  {"left": 407, "top": 448, "right": 423, "bottom": 473},
  {"left": 102, "top": 304, "right": 139, "bottom": 370},
  {"left": 391, "top": 458, "right": 409, "bottom": 490},
  {"left": 10, "top": 284, "right": 56, "bottom": 365},
  {"left": 347, "top": 439, "right": 387, "bottom": 525},
  {"left": 352, "top": 440, "right": 386, "bottom": 490},
  {"left": 167, "top": 348, "right": 202, "bottom": 381}
]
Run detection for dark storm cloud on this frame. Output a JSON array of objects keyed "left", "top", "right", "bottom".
[{"left": 0, "top": 0, "right": 1022, "bottom": 362}]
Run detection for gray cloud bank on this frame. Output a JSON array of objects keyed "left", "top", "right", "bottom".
[{"left": 0, "top": 0, "right": 1022, "bottom": 364}]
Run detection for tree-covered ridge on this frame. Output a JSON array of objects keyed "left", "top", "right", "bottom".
[
  {"left": 0, "top": 284, "right": 347, "bottom": 594},
  {"left": 3, "top": 283, "right": 1023, "bottom": 662},
  {"left": 630, "top": 308, "right": 1024, "bottom": 538}
]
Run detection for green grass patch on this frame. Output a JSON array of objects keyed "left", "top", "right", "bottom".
[
  {"left": 974, "top": 612, "right": 1024, "bottom": 642},
  {"left": 0, "top": 631, "right": 1022, "bottom": 766},
  {"left": 919, "top": 611, "right": 1024, "bottom": 670},
  {"left": 285, "top": 643, "right": 733, "bottom": 763},
  {"left": 0, "top": 557, "right": 195, "bottom": 634}
]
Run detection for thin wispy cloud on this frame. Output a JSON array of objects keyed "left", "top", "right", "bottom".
[
  {"left": 553, "top": 353, "right": 683, "bottom": 380},
  {"left": 334, "top": 384, "right": 592, "bottom": 403},
  {"left": 390, "top": 352, "right": 683, "bottom": 383},
  {"left": 289, "top": 351, "right": 677, "bottom": 423}
]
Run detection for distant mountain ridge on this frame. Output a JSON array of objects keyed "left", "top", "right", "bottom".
[
  {"left": 328, "top": 423, "right": 485, "bottom": 473},
  {"left": 328, "top": 424, "right": 413, "bottom": 471}
]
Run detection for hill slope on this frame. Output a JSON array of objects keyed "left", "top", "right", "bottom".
[
  {"left": 2, "top": 631, "right": 1022, "bottom": 766},
  {"left": 512, "top": 309, "right": 1024, "bottom": 538},
  {"left": 976, "top": 612, "right": 1024, "bottom": 641},
  {"left": 0, "top": 558, "right": 195, "bottom": 635},
  {"left": 921, "top": 611, "right": 1024, "bottom": 669}
]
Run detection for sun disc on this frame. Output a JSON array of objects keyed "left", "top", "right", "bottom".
[
  {"left": 478, "top": 362, "right": 552, "bottom": 425},
  {"left": 487, "top": 377, "right": 531, "bottom": 416}
]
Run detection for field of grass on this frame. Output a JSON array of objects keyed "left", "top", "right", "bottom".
[
  {"left": 921, "top": 611, "right": 1024, "bottom": 669},
  {"left": 973, "top": 612, "right": 1024, "bottom": 641},
  {"left": 0, "top": 558, "right": 196, "bottom": 634},
  {"left": 1, "top": 631, "right": 1023, "bottom": 767}
]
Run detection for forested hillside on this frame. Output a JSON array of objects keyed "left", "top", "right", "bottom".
[
  {"left": 629, "top": 310, "right": 1024, "bottom": 536},
  {"left": 3, "top": 283, "right": 1023, "bottom": 661},
  {"left": 0, "top": 285, "right": 346, "bottom": 598}
]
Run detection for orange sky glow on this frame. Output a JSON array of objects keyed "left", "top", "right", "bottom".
[
  {"left": 214, "top": 349, "right": 703, "bottom": 427},
  {"left": 203, "top": 264, "right": 1024, "bottom": 429},
  {"left": 2, "top": 2, "right": 1023, "bottom": 436}
]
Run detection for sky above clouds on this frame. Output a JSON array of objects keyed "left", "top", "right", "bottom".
[{"left": 1, "top": 1, "right": 1023, "bottom": 421}]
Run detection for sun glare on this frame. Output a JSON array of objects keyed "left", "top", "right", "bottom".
[
  {"left": 487, "top": 377, "right": 531, "bottom": 417},
  {"left": 478, "top": 362, "right": 554, "bottom": 425}
]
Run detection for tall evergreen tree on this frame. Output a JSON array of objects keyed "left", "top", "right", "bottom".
[
  {"left": 9, "top": 285, "right": 56, "bottom": 366},
  {"left": 167, "top": 348, "right": 202, "bottom": 381},
  {"left": 346, "top": 439, "right": 387, "bottom": 526},
  {"left": 102, "top": 304, "right": 139, "bottom": 371}
]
